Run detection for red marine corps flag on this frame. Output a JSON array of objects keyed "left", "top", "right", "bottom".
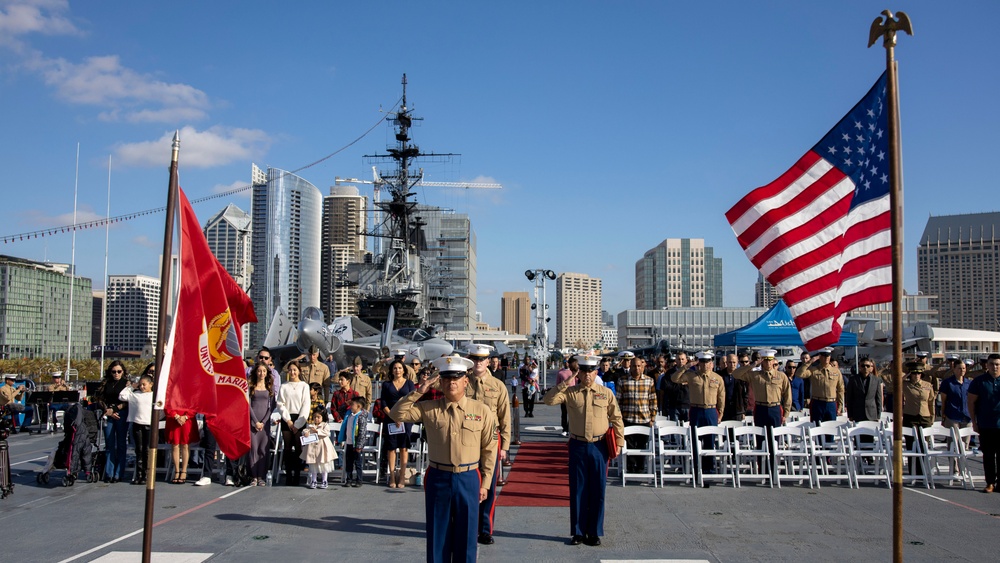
[{"left": 160, "top": 187, "right": 257, "bottom": 459}]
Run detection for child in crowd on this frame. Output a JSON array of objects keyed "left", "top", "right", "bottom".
[
  {"left": 300, "top": 408, "right": 337, "bottom": 489},
  {"left": 118, "top": 373, "right": 154, "bottom": 484},
  {"left": 308, "top": 383, "right": 326, "bottom": 419},
  {"left": 330, "top": 373, "right": 360, "bottom": 422},
  {"left": 337, "top": 396, "right": 370, "bottom": 487}
]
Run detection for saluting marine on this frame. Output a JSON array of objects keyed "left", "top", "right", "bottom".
[
  {"left": 464, "top": 343, "right": 511, "bottom": 546},
  {"left": 543, "top": 354, "right": 624, "bottom": 547},
  {"left": 731, "top": 348, "right": 792, "bottom": 427},
  {"left": 389, "top": 355, "right": 498, "bottom": 563},
  {"left": 796, "top": 347, "right": 844, "bottom": 422}
]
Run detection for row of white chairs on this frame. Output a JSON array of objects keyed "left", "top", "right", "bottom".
[
  {"left": 617, "top": 420, "right": 983, "bottom": 490},
  {"left": 270, "top": 421, "right": 427, "bottom": 485}
]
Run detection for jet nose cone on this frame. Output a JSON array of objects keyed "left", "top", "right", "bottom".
[{"left": 419, "top": 340, "right": 453, "bottom": 361}]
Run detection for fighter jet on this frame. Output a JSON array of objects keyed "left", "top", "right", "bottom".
[{"left": 262, "top": 306, "right": 453, "bottom": 370}]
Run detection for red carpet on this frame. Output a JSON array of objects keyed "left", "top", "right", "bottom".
[{"left": 496, "top": 441, "right": 569, "bottom": 507}]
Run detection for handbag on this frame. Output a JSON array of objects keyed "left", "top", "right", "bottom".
[{"left": 604, "top": 427, "right": 618, "bottom": 459}]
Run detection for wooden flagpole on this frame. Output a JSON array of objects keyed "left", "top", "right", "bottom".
[
  {"left": 141, "top": 131, "right": 181, "bottom": 563},
  {"left": 868, "top": 10, "right": 912, "bottom": 563}
]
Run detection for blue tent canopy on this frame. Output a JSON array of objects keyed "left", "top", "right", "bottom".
[{"left": 713, "top": 300, "right": 858, "bottom": 349}]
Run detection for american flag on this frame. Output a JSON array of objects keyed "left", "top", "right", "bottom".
[{"left": 726, "top": 73, "right": 891, "bottom": 350}]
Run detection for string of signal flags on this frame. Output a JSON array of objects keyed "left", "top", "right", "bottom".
[{"left": 0, "top": 95, "right": 402, "bottom": 245}]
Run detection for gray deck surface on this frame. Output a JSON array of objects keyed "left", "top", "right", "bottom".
[{"left": 3, "top": 396, "right": 997, "bottom": 562}]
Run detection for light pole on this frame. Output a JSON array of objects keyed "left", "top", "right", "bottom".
[{"left": 525, "top": 269, "right": 556, "bottom": 389}]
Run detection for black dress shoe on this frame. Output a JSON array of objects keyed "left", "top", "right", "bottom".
[
  {"left": 478, "top": 533, "right": 494, "bottom": 545},
  {"left": 583, "top": 535, "right": 601, "bottom": 546},
  {"left": 570, "top": 535, "right": 584, "bottom": 545}
]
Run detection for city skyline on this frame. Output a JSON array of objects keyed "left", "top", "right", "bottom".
[{"left": 2, "top": 2, "right": 998, "bottom": 329}]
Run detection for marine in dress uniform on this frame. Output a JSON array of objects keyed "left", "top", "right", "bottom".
[
  {"left": 543, "top": 354, "right": 624, "bottom": 547},
  {"left": 298, "top": 345, "right": 333, "bottom": 402},
  {"left": 797, "top": 348, "right": 844, "bottom": 422},
  {"left": 340, "top": 356, "right": 374, "bottom": 406},
  {"left": 389, "top": 355, "right": 498, "bottom": 563},
  {"left": 900, "top": 361, "right": 935, "bottom": 475},
  {"left": 732, "top": 349, "right": 792, "bottom": 428},
  {"left": 671, "top": 351, "right": 725, "bottom": 485},
  {"left": 464, "top": 343, "right": 511, "bottom": 545}
]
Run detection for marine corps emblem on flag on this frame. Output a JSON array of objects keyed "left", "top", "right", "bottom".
[{"left": 207, "top": 309, "right": 236, "bottom": 365}]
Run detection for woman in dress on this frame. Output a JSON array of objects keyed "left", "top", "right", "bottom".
[
  {"left": 381, "top": 360, "right": 415, "bottom": 488},
  {"left": 97, "top": 361, "right": 130, "bottom": 483},
  {"left": 277, "top": 361, "right": 310, "bottom": 486},
  {"left": 248, "top": 362, "right": 275, "bottom": 486},
  {"left": 165, "top": 391, "right": 200, "bottom": 484}
]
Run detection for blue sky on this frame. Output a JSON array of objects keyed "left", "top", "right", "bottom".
[{"left": 1, "top": 1, "right": 997, "bottom": 329}]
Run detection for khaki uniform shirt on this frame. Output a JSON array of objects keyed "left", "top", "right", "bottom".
[
  {"left": 733, "top": 365, "right": 792, "bottom": 413},
  {"left": 467, "top": 373, "right": 512, "bottom": 451},
  {"left": 877, "top": 367, "right": 896, "bottom": 389},
  {"left": 300, "top": 360, "right": 332, "bottom": 400},
  {"left": 923, "top": 364, "right": 951, "bottom": 392},
  {"left": 543, "top": 380, "right": 624, "bottom": 447},
  {"left": 671, "top": 369, "right": 726, "bottom": 413},
  {"left": 799, "top": 364, "right": 845, "bottom": 408},
  {"left": 390, "top": 392, "right": 498, "bottom": 484},
  {"left": 901, "top": 377, "right": 935, "bottom": 418},
  {"left": 1, "top": 384, "right": 25, "bottom": 406},
  {"left": 342, "top": 370, "right": 373, "bottom": 405}
]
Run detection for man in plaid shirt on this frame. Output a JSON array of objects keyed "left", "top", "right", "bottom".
[{"left": 616, "top": 356, "right": 658, "bottom": 472}]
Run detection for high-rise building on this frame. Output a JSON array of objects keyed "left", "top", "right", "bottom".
[
  {"left": 755, "top": 272, "right": 780, "bottom": 308},
  {"left": 0, "top": 255, "right": 92, "bottom": 359},
  {"left": 918, "top": 212, "right": 1000, "bottom": 331},
  {"left": 421, "top": 207, "right": 477, "bottom": 331},
  {"left": 617, "top": 306, "right": 767, "bottom": 350},
  {"left": 204, "top": 204, "right": 252, "bottom": 289},
  {"left": 249, "top": 164, "right": 323, "bottom": 350},
  {"left": 105, "top": 274, "right": 159, "bottom": 354},
  {"left": 556, "top": 272, "right": 602, "bottom": 350},
  {"left": 501, "top": 291, "right": 531, "bottom": 335},
  {"left": 635, "top": 238, "right": 723, "bottom": 309},
  {"left": 320, "top": 185, "right": 367, "bottom": 320},
  {"left": 204, "top": 203, "right": 252, "bottom": 352}
]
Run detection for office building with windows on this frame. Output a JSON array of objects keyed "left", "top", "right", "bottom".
[
  {"left": 635, "top": 238, "right": 723, "bottom": 309},
  {"left": 105, "top": 274, "right": 159, "bottom": 354},
  {"left": 320, "top": 185, "right": 367, "bottom": 320},
  {"left": 501, "top": 291, "right": 531, "bottom": 335},
  {"left": 0, "top": 255, "right": 92, "bottom": 359},
  {"left": 556, "top": 272, "right": 602, "bottom": 350},
  {"left": 918, "top": 212, "right": 1000, "bottom": 332}
]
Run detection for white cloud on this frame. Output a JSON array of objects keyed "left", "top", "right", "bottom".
[
  {"left": 132, "top": 235, "right": 159, "bottom": 249},
  {"left": 23, "top": 206, "right": 105, "bottom": 228},
  {"left": 115, "top": 125, "right": 271, "bottom": 169},
  {"left": 211, "top": 180, "right": 252, "bottom": 198},
  {"left": 25, "top": 53, "right": 210, "bottom": 122},
  {"left": 0, "top": 0, "right": 81, "bottom": 45}
]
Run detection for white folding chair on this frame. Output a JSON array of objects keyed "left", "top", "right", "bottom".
[
  {"left": 328, "top": 422, "right": 344, "bottom": 482},
  {"left": 694, "top": 425, "right": 734, "bottom": 488},
  {"left": 361, "top": 422, "right": 383, "bottom": 484},
  {"left": 408, "top": 423, "right": 425, "bottom": 475},
  {"left": 921, "top": 426, "right": 968, "bottom": 489},
  {"left": 955, "top": 426, "right": 983, "bottom": 490},
  {"left": 847, "top": 426, "right": 891, "bottom": 488},
  {"left": 656, "top": 425, "right": 695, "bottom": 487},
  {"left": 787, "top": 419, "right": 814, "bottom": 431},
  {"left": 771, "top": 426, "right": 812, "bottom": 488},
  {"left": 732, "top": 426, "right": 772, "bottom": 488},
  {"left": 879, "top": 411, "right": 894, "bottom": 427},
  {"left": 807, "top": 426, "right": 855, "bottom": 488},
  {"left": 882, "top": 426, "right": 930, "bottom": 488},
  {"left": 855, "top": 420, "right": 882, "bottom": 432},
  {"left": 819, "top": 419, "right": 850, "bottom": 432},
  {"left": 718, "top": 419, "right": 746, "bottom": 431},
  {"left": 621, "top": 425, "right": 657, "bottom": 487}
]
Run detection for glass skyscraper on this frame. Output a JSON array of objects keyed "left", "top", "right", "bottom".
[
  {"left": 249, "top": 165, "right": 322, "bottom": 350},
  {"left": 635, "top": 238, "right": 723, "bottom": 309}
]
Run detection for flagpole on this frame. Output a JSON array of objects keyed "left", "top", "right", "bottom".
[
  {"left": 868, "top": 10, "right": 912, "bottom": 563},
  {"left": 142, "top": 131, "right": 180, "bottom": 563}
]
